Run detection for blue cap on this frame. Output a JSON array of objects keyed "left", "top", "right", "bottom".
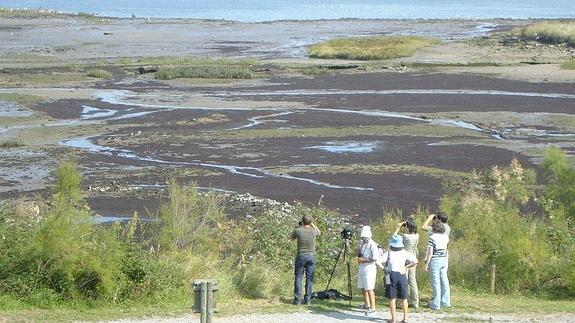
[{"left": 389, "top": 234, "right": 404, "bottom": 248}]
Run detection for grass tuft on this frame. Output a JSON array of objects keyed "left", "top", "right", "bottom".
[
  {"left": 561, "top": 58, "right": 575, "bottom": 70},
  {"left": 156, "top": 65, "right": 256, "bottom": 80},
  {"left": 86, "top": 69, "right": 112, "bottom": 79},
  {"left": 138, "top": 57, "right": 260, "bottom": 80},
  {"left": 308, "top": 35, "right": 440, "bottom": 60},
  {"left": 0, "top": 140, "right": 25, "bottom": 149},
  {"left": 514, "top": 21, "right": 575, "bottom": 47}
]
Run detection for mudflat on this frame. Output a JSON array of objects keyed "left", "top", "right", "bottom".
[{"left": 1, "top": 14, "right": 574, "bottom": 219}]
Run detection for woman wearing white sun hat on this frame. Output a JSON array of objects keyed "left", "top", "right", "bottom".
[{"left": 357, "top": 225, "right": 380, "bottom": 316}]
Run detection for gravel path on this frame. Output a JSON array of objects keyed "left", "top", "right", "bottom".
[{"left": 112, "top": 309, "right": 575, "bottom": 323}]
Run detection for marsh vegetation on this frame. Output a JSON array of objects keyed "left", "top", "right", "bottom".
[
  {"left": 514, "top": 21, "right": 575, "bottom": 47},
  {"left": 308, "top": 36, "right": 441, "bottom": 60}
]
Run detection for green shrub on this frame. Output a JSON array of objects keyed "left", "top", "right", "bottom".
[
  {"left": 154, "top": 180, "right": 225, "bottom": 252},
  {"left": 308, "top": 36, "right": 441, "bottom": 60},
  {"left": 541, "top": 147, "right": 575, "bottom": 220},
  {"left": 86, "top": 69, "right": 112, "bottom": 79},
  {"left": 441, "top": 158, "right": 571, "bottom": 295},
  {"left": 54, "top": 161, "right": 84, "bottom": 205},
  {"left": 0, "top": 161, "right": 185, "bottom": 306},
  {"left": 233, "top": 261, "right": 281, "bottom": 299}
]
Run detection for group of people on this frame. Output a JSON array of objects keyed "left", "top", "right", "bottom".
[{"left": 291, "top": 212, "right": 451, "bottom": 323}]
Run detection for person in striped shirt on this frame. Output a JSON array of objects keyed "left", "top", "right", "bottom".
[{"left": 424, "top": 220, "right": 450, "bottom": 310}]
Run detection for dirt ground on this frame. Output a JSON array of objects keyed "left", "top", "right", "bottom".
[{"left": 112, "top": 308, "right": 575, "bottom": 323}]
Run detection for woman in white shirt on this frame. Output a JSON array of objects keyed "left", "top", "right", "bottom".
[{"left": 357, "top": 225, "right": 380, "bottom": 316}]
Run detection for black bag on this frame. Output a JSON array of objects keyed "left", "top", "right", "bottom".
[
  {"left": 312, "top": 288, "right": 351, "bottom": 301},
  {"left": 384, "top": 252, "right": 391, "bottom": 285}
]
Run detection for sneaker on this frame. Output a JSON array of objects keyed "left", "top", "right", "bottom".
[
  {"left": 292, "top": 298, "right": 301, "bottom": 305},
  {"left": 358, "top": 304, "right": 370, "bottom": 309},
  {"left": 365, "top": 309, "right": 377, "bottom": 317}
]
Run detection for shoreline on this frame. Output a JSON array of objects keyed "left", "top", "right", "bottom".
[{"left": 1, "top": 7, "right": 574, "bottom": 24}]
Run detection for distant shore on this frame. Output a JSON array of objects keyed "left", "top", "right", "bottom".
[{"left": 1, "top": 7, "right": 566, "bottom": 23}]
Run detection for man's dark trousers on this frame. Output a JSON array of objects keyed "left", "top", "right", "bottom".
[{"left": 294, "top": 253, "right": 316, "bottom": 304}]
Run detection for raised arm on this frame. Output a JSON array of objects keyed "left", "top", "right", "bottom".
[
  {"left": 393, "top": 222, "right": 405, "bottom": 235},
  {"left": 421, "top": 214, "right": 435, "bottom": 231},
  {"left": 311, "top": 222, "right": 321, "bottom": 235}
]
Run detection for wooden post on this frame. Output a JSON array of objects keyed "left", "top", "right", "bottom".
[
  {"left": 490, "top": 264, "right": 496, "bottom": 294},
  {"left": 200, "top": 281, "right": 208, "bottom": 323},
  {"left": 206, "top": 280, "right": 214, "bottom": 323}
]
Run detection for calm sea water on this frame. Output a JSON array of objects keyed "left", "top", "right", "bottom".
[{"left": 1, "top": 0, "right": 574, "bottom": 21}]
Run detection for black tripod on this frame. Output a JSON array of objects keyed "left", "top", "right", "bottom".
[{"left": 324, "top": 238, "right": 353, "bottom": 305}]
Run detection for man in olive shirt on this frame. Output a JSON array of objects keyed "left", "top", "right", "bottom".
[{"left": 290, "top": 214, "right": 321, "bottom": 305}]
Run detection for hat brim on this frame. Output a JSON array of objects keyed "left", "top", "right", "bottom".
[{"left": 389, "top": 242, "right": 404, "bottom": 248}]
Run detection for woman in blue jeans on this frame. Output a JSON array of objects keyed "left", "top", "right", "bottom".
[{"left": 424, "top": 220, "right": 450, "bottom": 310}]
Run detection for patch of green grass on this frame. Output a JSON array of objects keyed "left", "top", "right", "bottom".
[
  {"left": 299, "top": 65, "right": 334, "bottom": 75},
  {"left": 514, "top": 21, "right": 575, "bottom": 47},
  {"left": 450, "top": 288, "right": 575, "bottom": 314},
  {"left": 144, "top": 57, "right": 261, "bottom": 80},
  {"left": 0, "top": 93, "right": 42, "bottom": 105},
  {"left": 116, "top": 57, "right": 133, "bottom": 65},
  {"left": 0, "top": 73, "right": 91, "bottom": 87},
  {"left": 288, "top": 64, "right": 360, "bottom": 76},
  {"left": 0, "top": 140, "right": 24, "bottom": 149},
  {"left": 0, "top": 53, "right": 60, "bottom": 65},
  {"left": 86, "top": 69, "right": 113, "bottom": 79},
  {"left": 308, "top": 35, "right": 441, "bottom": 60},
  {"left": 266, "top": 164, "right": 470, "bottom": 180},
  {"left": 195, "top": 124, "right": 486, "bottom": 141},
  {"left": 561, "top": 58, "right": 575, "bottom": 69},
  {"left": 0, "top": 292, "right": 191, "bottom": 321},
  {"left": 156, "top": 65, "right": 256, "bottom": 80}
]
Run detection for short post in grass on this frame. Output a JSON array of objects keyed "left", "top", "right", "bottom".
[
  {"left": 206, "top": 280, "right": 217, "bottom": 322},
  {"left": 490, "top": 265, "right": 496, "bottom": 294},
  {"left": 193, "top": 279, "right": 218, "bottom": 323}
]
